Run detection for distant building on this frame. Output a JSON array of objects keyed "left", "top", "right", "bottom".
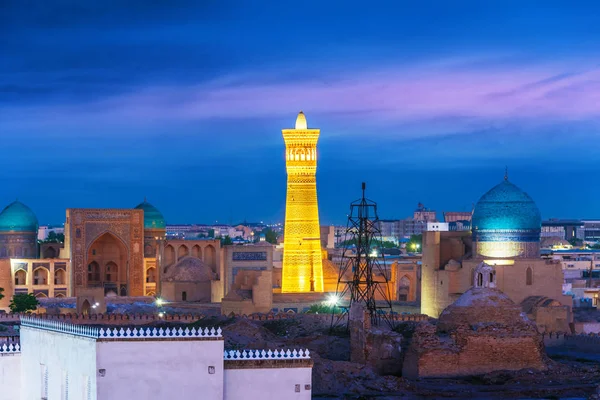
[
  {"left": 443, "top": 211, "right": 472, "bottom": 223},
  {"left": 320, "top": 225, "right": 335, "bottom": 249},
  {"left": 578, "top": 220, "right": 600, "bottom": 242},
  {"left": 541, "top": 219, "right": 583, "bottom": 240},
  {"left": 426, "top": 222, "right": 449, "bottom": 232},
  {"left": 413, "top": 202, "right": 436, "bottom": 222}
]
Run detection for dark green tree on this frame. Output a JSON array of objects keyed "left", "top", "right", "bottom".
[
  {"left": 220, "top": 235, "right": 233, "bottom": 246},
  {"left": 0, "top": 287, "right": 4, "bottom": 302},
  {"left": 264, "top": 229, "right": 278, "bottom": 244},
  {"left": 406, "top": 234, "right": 423, "bottom": 252},
  {"left": 207, "top": 229, "right": 215, "bottom": 238},
  {"left": 42, "top": 231, "right": 65, "bottom": 243},
  {"left": 9, "top": 293, "right": 39, "bottom": 313}
]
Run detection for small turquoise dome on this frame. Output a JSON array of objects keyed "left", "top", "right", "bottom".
[
  {"left": 0, "top": 201, "right": 39, "bottom": 233},
  {"left": 134, "top": 200, "right": 166, "bottom": 229},
  {"left": 472, "top": 179, "right": 541, "bottom": 232}
]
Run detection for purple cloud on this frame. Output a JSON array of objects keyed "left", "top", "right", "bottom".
[{"left": 2, "top": 58, "right": 600, "bottom": 136}]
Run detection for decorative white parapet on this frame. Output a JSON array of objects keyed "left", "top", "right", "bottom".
[
  {"left": 98, "top": 326, "right": 222, "bottom": 339},
  {"left": 21, "top": 315, "right": 99, "bottom": 339},
  {"left": 223, "top": 348, "right": 311, "bottom": 360},
  {"left": 20, "top": 315, "right": 222, "bottom": 340},
  {"left": 0, "top": 343, "right": 21, "bottom": 354}
]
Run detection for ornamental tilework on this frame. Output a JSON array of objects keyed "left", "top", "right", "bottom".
[
  {"left": 232, "top": 252, "right": 267, "bottom": 261},
  {"left": 69, "top": 209, "right": 145, "bottom": 296}
]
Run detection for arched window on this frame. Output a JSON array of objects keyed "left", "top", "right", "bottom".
[
  {"left": 54, "top": 269, "right": 66, "bottom": 285},
  {"left": 164, "top": 245, "right": 175, "bottom": 266},
  {"left": 178, "top": 244, "right": 189, "bottom": 259},
  {"left": 105, "top": 262, "right": 118, "bottom": 282},
  {"left": 87, "top": 262, "right": 100, "bottom": 282},
  {"left": 33, "top": 268, "right": 48, "bottom": 285},
  {"left": 398, "top": 276, "right": 411, "bottom": 302},
  {"left": 146, "top": 267, "right": 156, "bottom": 283},
  {"left": 182, "top": 291, "right": 187, "bottom": 301},
  {"left": 14, "top": 269, "right": 26, "bottom": 285},
  {"left": 526, "top": 267, "right": 533, "bottom": 286},
  {"left": 477, "top": 273, "right": 483, "bottom": 287}
]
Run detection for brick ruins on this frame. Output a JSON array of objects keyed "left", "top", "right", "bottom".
[{"left": 403, "top": 286, "right": 547, "bottom": 378}]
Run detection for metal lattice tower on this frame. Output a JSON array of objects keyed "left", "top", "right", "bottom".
[{"left": 331, "top": 182, "right": 394, "bottom": 328}]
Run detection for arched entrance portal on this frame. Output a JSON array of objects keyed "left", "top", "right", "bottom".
[
  {"left": 398, "top": 275, "right": 411, "bottom": 302},
  {"left": 81, "top": 299, "right": 91, "bottom": 316},
  {"left": 87, "top": 232, "right": 129, "bottom": 296}
]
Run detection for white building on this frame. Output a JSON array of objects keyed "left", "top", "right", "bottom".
[
  {"left": 426, "top": 222, "right": 449, "bottom": 232},
  {"left": 37, "top": 226, "right": 65, "bottom": 241},
  {"left": 0, "top": 317, "right": 313, "bottom": 400}
]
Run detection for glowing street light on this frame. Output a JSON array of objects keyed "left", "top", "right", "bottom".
[
  {"left": 155, "top": 298, "right": 165, "bottom": 306},
  {"left": 325, "top": 293, "right": 339, "bottom": 307}
]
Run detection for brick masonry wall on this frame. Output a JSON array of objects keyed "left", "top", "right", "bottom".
[{"left": 404, "top": 322, "right": 547, "bottom": 378}]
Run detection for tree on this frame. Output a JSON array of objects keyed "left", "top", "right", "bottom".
[
  {"left": 406, "top": 234, "right": 423, "bottom": 253},
  {"left": 220, "top": 235, "right": 233, "bottom": 246},
  {"left": 9, "top": 293, "right": 39, "bottom": 313},
  {"left": 42, "top": 231, "right": 65, "bottom": 243},
  {"left": 264, "top": 229, "right": 278, "bottom": 244},
  {"left": 0, "top": 287, "right": 4, "bottom": 301},
  {"left": 207, "top": 229, "right": 215, "bottom": 238}
]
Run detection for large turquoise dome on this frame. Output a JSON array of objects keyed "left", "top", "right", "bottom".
[
  {"left": 0, "top": 201, "right": 39, "bottom": 233},
  {"left": 472, "top": 179, "right": 541, "bottom": 232},
  {"left": 134, "top": 200, "right": 166, "bottom": 229},
  {"left": 472, "top": 176, "right": 541, "bottom": 258}
]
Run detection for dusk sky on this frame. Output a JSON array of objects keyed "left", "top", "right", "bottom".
[{"left": 2, "top": 1, "right": 600, "bottom": 225}]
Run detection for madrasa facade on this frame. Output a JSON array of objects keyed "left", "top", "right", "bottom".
[
  {"left": 421, "top": 174, "right": 572, "bottom": 332},
  {"left": 0, "top": 200, "right": 224, "bottom": 311}
]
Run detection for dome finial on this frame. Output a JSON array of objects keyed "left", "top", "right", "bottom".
[
  {"left": 295, "top": 111, "right": 307, "bottom": 129},
  {"left": 504, "top": 166, "right": 508, "bottom": 181}
]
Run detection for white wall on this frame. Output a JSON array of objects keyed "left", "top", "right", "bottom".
[
  {"left": 0, "top": 353, "right": 21, "bottom": 400},
  {"left": 96, "top": 339, "right": 224, "bottom": 400},
  {"left": 224, "top": 367, "right": 312, "bottom": 400},
  {"left": 20, "top": 326, "right": 98, "bottom": 400}
]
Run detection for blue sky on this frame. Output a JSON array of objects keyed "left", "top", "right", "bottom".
[{"left": 1, "top": 1, "right": 600, "bottom": 225}]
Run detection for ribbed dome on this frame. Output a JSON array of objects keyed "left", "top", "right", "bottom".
[
  {"left": 472, "top": 179, "right": 541, "bottom": 231},
  {"left": 0, "top": 201, "right": 39, "bottom": 233},
  {"left": 134, "top": 200, "right": 165, "bottom": 229}
]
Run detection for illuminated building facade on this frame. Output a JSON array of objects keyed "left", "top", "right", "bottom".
[
  {"left": 281, "top": 112, "right": 324, "bottom": 292},
  {"left": 421, "top": 173, "right": 572, "bottom": 332}
]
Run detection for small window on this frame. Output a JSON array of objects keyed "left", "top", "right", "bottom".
[
  {"left": 526, "top": 267, "right": 533, "bottom": 286},
  {"left": 92, "top": 249, "right": 96, "bottom": 255},
  {"left": 182, "top": 291, "right": 187, "bottom": 301}
]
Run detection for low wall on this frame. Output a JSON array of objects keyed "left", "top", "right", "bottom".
[
  {"left": 0, "top": 312, "right": 204, "bottom": 325},
  {"left": 0, "top": 347, "right": 21, "bottom": 400},
  {"left": 574, "top": 321, "right": 600, "bottom": 334},
  {"left": 543, "top": 332, "right": 600, "bottom": 352},
  {"left": 224, "top": 358, "right": 313, "bottom": 400}
]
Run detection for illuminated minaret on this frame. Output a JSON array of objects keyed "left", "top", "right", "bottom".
[{"left": 281, "top": 111, "right": 324, "bottom": 293}]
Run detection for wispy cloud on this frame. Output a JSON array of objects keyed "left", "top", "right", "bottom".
[{"left": 2, "top": 58, "right": 600, "bottom": 137}]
